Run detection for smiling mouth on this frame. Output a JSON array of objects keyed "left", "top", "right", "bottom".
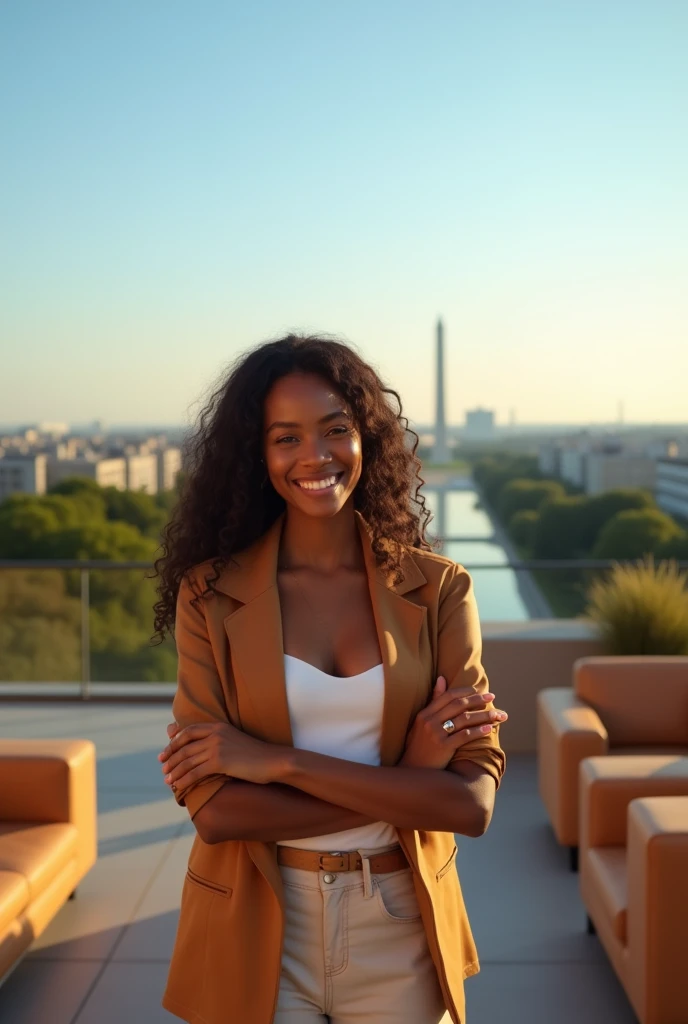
[{"left": 292, "top": 471, "right": 345, "bottom": 493}]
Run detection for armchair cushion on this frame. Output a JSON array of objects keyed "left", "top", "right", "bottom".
[
  {"left": 625, "top": 797, "right": 688, "bottom": 1024},
  {"left": 579, "top": 755, "right": 688, "bottom": 848},
  {"left": 584, "top": 847, "right": 627, "bottom": 941},
  {"left": 537, "top": 688, "right": 609, "bottom": 846},
  {"left": 574, "top": 657, "right": 688, "bottom": 747},
  {"left": 0, "top": 823, "right": 78, "bottom": 902},
  {"left": 613, "top": 745, "right": 688, "bottom": 757},
  {"left": 0, "top": 870, "right": 29, "bottom": 935}
]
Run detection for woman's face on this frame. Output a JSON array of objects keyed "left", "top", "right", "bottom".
[{"left": 263, "top": 371, "right": 362, "bottom": 517}]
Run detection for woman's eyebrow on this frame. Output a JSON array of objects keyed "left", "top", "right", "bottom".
[{"left": 265, "top": 409, "right": 351, "bottom": 433}]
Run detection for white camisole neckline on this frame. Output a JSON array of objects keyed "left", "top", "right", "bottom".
[{"left": 283, "top": 652, "right": 383, "bottom": 680}]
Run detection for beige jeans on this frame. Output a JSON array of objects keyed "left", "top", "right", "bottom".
[{"left": 274, "top": 850, "right": 451, "bottom": 1023}]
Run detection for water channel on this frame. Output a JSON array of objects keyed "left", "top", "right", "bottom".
[{"left": 422, "top": 485, "right": 531, "bottom": 621}]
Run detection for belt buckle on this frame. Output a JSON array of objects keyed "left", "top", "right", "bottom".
[{"left": 319, "top": 852, "right": 348, "bottom": 872}]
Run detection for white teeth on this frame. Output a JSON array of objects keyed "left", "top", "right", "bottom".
[{"left": 297, "top": 474, "right": 338, "bottom": 491}]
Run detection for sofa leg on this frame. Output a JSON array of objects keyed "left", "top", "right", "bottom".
[
  {"left": 586, "top": 915, "right": 596, "bottom": 936},
  {"left": 69, "top": 889, "right": 77, "bottom": 900},
  {"left": 569, "top": 846, "right": 579, "bottom": 872}
]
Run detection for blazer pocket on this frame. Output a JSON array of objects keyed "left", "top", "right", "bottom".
[
  {"left": 186, "top": 867, "right": 232, "bottom": 898},
  {"left": 435, "top": 845, "right": 458, "bottom": 882}
]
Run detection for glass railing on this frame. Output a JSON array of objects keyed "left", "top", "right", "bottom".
[{"left": 2, "top": 553, "right": 686, "bottom": 697}]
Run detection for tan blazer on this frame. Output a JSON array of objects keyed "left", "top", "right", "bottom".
[{"left": 162, "top": 509, "right": 506, "bottom": 1024}]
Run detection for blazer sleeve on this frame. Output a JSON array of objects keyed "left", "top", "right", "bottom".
[
  {"left": 170, "top": 571, "right": 232, "bottom": 819},
  {"left": 437, "top": 562, "right": 506, "bottom": 790}
]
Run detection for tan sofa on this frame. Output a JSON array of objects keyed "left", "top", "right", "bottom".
[
  {"left": 0, "top": 739, "right": 97, "bottom": 984},
  {"left": 537, "top": 655, "right": 688, "bottom": 868},
  {"left": 579, "top": 756, "right": 688, "bottom": 1024}
]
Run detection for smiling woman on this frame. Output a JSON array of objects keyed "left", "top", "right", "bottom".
[
  {"left": 149, "top": 333, "right": 507, "bottom": 1024},
  {"left": 263, "top": 375, "right": 362, "bottom": 511}
]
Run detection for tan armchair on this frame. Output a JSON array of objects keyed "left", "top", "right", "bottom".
[
  {"left": 0, "top": 739, "right": 97, "bottom": 983},
  {"left": 537, "top": 655, "right": 688, "bottom": 868},
  {"left": 579, "top": 756, "right": 688, "bottom": 1024}
]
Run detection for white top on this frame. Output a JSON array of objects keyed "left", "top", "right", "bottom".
[{"left": 276, "top": 654, "right": 399, "bottom": 852}]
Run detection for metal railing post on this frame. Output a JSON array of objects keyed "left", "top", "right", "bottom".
[{"left": 80, "top": 568, "right": 90, "bottom": 700}]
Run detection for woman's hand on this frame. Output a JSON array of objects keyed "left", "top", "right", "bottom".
[
  {"left": 158, "top": 720, "right": 284, "bottom": 791},
  {"left": 399, "top": 676, "right": 508, "bottom": 770}
]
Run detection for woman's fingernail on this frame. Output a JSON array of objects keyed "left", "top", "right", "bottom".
[
  {"left": 484, "top": 694, "right": 495, "bottom": 702},
  {"left": 481, "top": 724, "right": 492, "bottom": 733}
]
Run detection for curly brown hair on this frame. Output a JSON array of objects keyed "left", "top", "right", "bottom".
[{"left": 149, "top": 333, "right": 436, "bottom": 644}]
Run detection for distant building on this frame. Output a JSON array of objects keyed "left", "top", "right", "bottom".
[
  {"left": 158, "top": 447, "right": 182, "bottom": 491},
  {"left": 538, "top": 442, "right": 561, "bottom": 477},
  {"left": 46, "top": 456, "right": 128, "bottom": 490},
  {"left": 560, "top": 448, "right": 588, "bottom": 488},
  {"left": 539, "top": 434, "right": 665, "bottom": 497},
  {"left": 464, "top": 408, "right": 495, "bottom": 440},
  {"left": 0, "top": 454, "right": 48, "bottom": 500},
  {"left": 656, "top": 459, "right": 688, "bottom": 520},
  {"left": 125, "top": 454, "right": 158, "bottom": 493},
  {"left": 585, "top": 453, "right": 656, "bottom": 495},
  {"left": 37, "top": 422, "right": 70, "bottom": 439},
  {"left": 646, "top": 440, "right": 679, "bottom": 459}
]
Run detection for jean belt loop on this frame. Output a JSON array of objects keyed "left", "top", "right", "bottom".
[{"left": 361, "top": 854, "right": 373, "bottom": 899}]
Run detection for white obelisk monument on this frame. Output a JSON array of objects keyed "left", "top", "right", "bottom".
[{"left": 431, "top": 317, "right": 450, "bottom": 464}]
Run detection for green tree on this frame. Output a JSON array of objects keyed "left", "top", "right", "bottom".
[
  {"left": 0, "top": 569, "right": 82, "bottom": 681},
  {"left": 0, "top": 483, "right": 176, "bottom": 682},
  {"left": 592, "top": 508, "right": 684, "bottom": 560},
  {"left": 508, "top": 509, "right": 539, "bottom": 552},
  {"left": 101, "top": 486, "right": 168, "bottom": 539},
  {"left": 532, "top": 496, "right": 591, "bottom": 559},
  {"left": 473, "top": 455, "right": 541, "bottom": 507},
  {"left": 498, "top": 479, "right": 565, "bottom": 525},
  {"left": 583, "top": 490, "right": 655, "bottom": 549},
  {"left": 656, "top": 532, "right": 688, "bottom": 560}
]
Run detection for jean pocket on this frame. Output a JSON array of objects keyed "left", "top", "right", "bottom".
[
  {"left": 374, "top": 868, "right": 423, "bottom": 923},
  {"left": 186, "top": 867, "right": 232, "bottom": 898}
]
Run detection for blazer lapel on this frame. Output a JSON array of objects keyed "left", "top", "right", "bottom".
[
  {"left": 220, "top": 514, "right": 294, "bottom": 746},
  {"left": 215, "top": 508, "right": 428, "bottom": 763},
  {"left": 356, "top": 512, "right": 429, "bottom": 766}
]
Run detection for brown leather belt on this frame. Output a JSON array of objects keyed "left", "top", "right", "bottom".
[{"left": 277, "top": 846, "right": 408, "bottom": 874}]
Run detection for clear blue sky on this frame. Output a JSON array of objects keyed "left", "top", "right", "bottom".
[{"left": 2, "top": 0, "right": 686, "bottom": 428}]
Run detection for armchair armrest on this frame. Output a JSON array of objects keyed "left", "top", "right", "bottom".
[
  {"left": 0, "top": 739, "right": 97, "bottom": 877},
  {"left": 537, "top": 688, "right": 609, "bottom": 846},
  {"left": 579, "top": 755, "right": 688, "bottom": 849},
  {"left": 626, "top": 796, "right": 688, "bottom": 1024}
]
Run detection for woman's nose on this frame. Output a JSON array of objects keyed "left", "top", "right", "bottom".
[{"left": 301, "top": 442, "right": 333, "bottom": 465}]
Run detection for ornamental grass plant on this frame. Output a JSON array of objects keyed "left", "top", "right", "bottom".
[{"left": 584, "top": 555, "right": 688, "bottom": 655}]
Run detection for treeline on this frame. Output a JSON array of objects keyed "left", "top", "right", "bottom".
[
  {"left": 472, "top": 455, "right": 688, "bottom": 615},
  {"left": 0, "top": 477, "right": 183, "bottom": 683}
]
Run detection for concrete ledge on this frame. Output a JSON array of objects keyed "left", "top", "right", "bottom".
[
  {"left": 483, "top": 620, "right": 605, "bottom": 755},
  {"left": 0, "top": 683, "right": 176, "bottom": 702},
  {"left": 483, "top": 619, "right": 599, "bottom": 641}
]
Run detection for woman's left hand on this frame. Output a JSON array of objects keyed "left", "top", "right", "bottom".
[{"left": 158, "top": 720, "right": 282, "bottom": 790}]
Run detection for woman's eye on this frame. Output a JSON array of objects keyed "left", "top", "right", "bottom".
[{"left": 276, "top": 426, "right": 349, "bottom": 444}]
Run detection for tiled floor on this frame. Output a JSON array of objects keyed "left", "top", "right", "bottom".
[{"left": 0, "top": 703, "right": 637, "bottom": 1023}]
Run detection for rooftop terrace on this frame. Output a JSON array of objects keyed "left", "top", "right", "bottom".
[{"left": 0, "top": 702, "right": 637, "bottom": 1024}]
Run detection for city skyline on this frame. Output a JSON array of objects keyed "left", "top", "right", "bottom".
[{"left": 3, "top": 2, "right": 687, "bottom": 426}]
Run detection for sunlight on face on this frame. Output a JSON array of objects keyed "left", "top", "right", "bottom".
[{"left": 263, "top": 372, "right": 362, "bottom": 517}]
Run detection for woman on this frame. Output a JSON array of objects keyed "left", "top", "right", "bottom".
[{"left": 153, "top": 334, "right": 507, "bottom": 1024}]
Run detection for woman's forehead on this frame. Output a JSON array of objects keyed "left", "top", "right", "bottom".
[{"left": 264, "top": 372, "right": 348, "bottom": 420}]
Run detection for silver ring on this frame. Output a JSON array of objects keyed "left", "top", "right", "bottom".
[{"left": 442, "top": 719, "right": 455, "bottom": 734}]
